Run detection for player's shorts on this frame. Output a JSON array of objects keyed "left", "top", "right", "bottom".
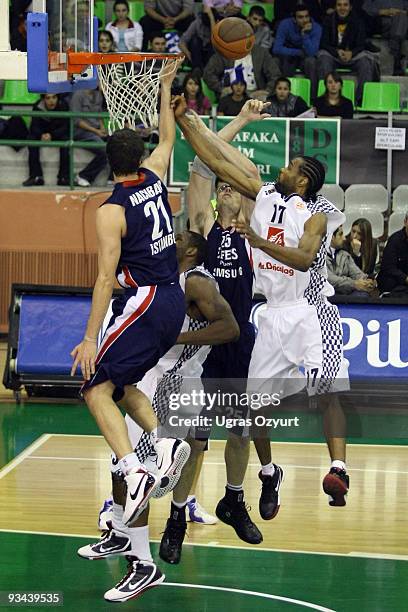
[
  {"left": 81, "top": 283, "right": 185, "bottom": 402},
  {"left": 196, "top": 321, "right": 256, "bottom": 439},
  {"left": 247, "top": 299, "right": 350, "bottom": 401},
  {"left": 108, "top": 371, "right": 208, "bottom": 473},
  {"left": 201, "top": 321, "right": 255, "bottom": 380}
]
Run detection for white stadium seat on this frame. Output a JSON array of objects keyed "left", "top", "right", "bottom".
[
  {"left": 387, "top": 212, "right": 406, "bottom": 237},
  {"left": 392, "top": 185, "right": 408, "bottom": 212},
  {"left": 345, "top": 184, "right": 388, "bottom": 213},
  {"left": 343, "top": 209, "right": 385, "bottom": 239},
  {"left": 318, "top": 184, "right": 345, "bottom": 211}
]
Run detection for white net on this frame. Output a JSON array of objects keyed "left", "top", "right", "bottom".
[{"left": 97, "top": 56, "right": 178, "bottom": 134}]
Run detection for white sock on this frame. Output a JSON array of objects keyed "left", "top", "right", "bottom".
[
  {"left": 226, "top": 482, "right": 243, "bottom": 491},
  {"left": 150, "top": 428, "right": 159, "bottom": 447},
  {"left": 261, "top": 462, "right": 275, "bottom": 477},
  {"left": 119, "top": 452, "right": 141, "bottom": 475},
  {"left": 331, "top": 460, "right": 346, "bottom": 471},
  {"left": 128, "top": 525, "right": 153, "bottom": 562},
  {"left": 187, "top": 494, "right": 195, "bottom": 503},
  {"left": 172, "top": 499, "right": 187, "bottom": 508},
  {"left": 112, "top": 502, "right": 129, "bottom": 536}
]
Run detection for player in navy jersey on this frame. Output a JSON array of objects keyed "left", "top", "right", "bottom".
[
  {"left": 158, "top": 101, "right": 280, "bottom": 554},
  {"left": 77, "top": 230, "right": 239, "bottom": 602},
  {"left": 174, "top": 98, "right": 350, "bottom": 510},
  {"left": 70, "top": 61, "right": 191, "bottom": 530}
]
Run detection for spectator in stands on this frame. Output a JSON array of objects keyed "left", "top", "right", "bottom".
[
  {"left": 267, "top": 76, "right": 310, "bottom": 116},
  {"left": 273, "top": 4, "right": 321, "bottom": 101},
  {"left": 0, "top": 114, "right": 28, "bottom": 151},
  {"left": 106, "top": 1, "right": 143, "bottom": 52},
  {"left": 70, "top": 88, "right": 108, "bottom": 187},
  {"left": 182, "top": 71, "right": 212, "bottom": 114},
  {"left": 327, "top": 226, "right": 377, "bottom": 295},
  {"left": 140, "top": 0, "right": 194, "bottom": 48},
  {"left": 317, "top": 0, "right": 379, "bottom": 105},
  {"left": 377, "top": 211, "right": 408, "bottom": 296},
  {"left": 314, "top": 71, "right": 354, "bottom": 117},
  {"left": 362, "top": 1, "right": 408, "bottom": 75},
  {"left": 217, "top": 78, "right": 250, "bottom": 115},
  {"left": 345, "top": 217, "right": 378, "bottom": 274},
  {"left": 148, "top": 31, "right": 167, "bottom": 52},
  {"left": 273, "top": 0, "right": 327, "bottom": 25},
  {"left": 179, "top": 4, "right": 218, "bottom": 71},
  {"left": 98, "top": 30, "right": 116, "bottom": 53},
  {"left": 22, "top": 94, "right": 69, "bottom": 187},
  {"left": 247, "top": 5, "right": 273, "bottom": 49},
  {"left": 204, "top": 1, "right": 243, "bottom": 17},
  {"left": 9, "top": 0, "right": 30, "bottom": 51},
  {"left": 203, "top": 45, "right": 279, "bottom": 100}
]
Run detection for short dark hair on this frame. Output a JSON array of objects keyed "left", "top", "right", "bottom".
[
  {"left": 186, "top": 231, "right": 208, "bottom": 266},
  {"left": 98, "top": 29, "right": 114, "bottom": 44},
  {"left": 294, "top": 3, "right": 309, "bottom": 14},
  {"left": 249, "top": 6, "right": 265, "bottom": 18},
  {"left": 106, "top": 129, "right": 145, "bottom": 176},
  {"left": 274, "top": 76, "right": 291, "bottom": 90},
  {"left": 149, "top": 31, "right": 165, "bottom": 42},
  {"left": 299, "top": 156, "right": 326, "bottom": 199}
]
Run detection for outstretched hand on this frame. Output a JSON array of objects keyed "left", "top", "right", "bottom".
[
  {"left": 171, "top": 94, "right": 188, "bottom": 118},
  {"left": 233, "top": 219, "right": 264, "bottom": 248},
  {"left": 238, "top": 99, "right": 271, "bottom": 123},
  {"left": 160, "top": 57, "right": 184, "bottom": 87}
]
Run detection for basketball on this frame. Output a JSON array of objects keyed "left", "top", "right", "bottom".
[{"left": 211, "top": 17, "right": 255, "bottom": 60}]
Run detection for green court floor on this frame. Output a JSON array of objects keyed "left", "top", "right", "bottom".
[
  {"left": 0, "top": 401, "right": 407, "bottom": 611},
  {"left": 0, "top": 532, "right": 407, "bottom": 612}
]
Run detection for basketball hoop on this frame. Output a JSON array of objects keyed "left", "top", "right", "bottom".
[{"left": 68, "top": 52, "right": 183, "bottom": 133}]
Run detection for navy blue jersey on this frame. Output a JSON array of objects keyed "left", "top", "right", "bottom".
[
  {"left": 205, "top": 222, "right": 253, "bottom": 324},
  {"left": 103, "top": 168, "right": 178, "bottom": 287}
]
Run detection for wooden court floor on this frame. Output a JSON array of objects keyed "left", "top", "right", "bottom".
[{"left": 0, "top": 435, "right": 407, "bottom": 557}]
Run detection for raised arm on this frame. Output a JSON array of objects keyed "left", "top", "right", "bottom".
[
  {"left": 175, "top": 100, "right": 263, "bottom": 200},
  {"left": 234, "top": 213, "right": 328, "bottom": 272},
  {"left": 143, "top": 59, "right": 182, "bottom": 180},
  {"left": 177, "top": 274, "right": 240, "bottom": 345},
  {"left": 187, "top": 100, "right": 268, "bottom": 232}
]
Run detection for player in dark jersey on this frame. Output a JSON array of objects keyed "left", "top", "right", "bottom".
[
  {"left": 76, "top": 230, "right": 239, "bottom": 603},
  {"left": 159, "top": 102, "right": 281, "bottom": 563},
  {"left": 70, "top": 61, "right": 190, "bottom": 531}
]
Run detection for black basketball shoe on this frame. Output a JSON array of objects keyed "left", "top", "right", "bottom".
[
  {"left": 216, "top": 491, "right": 263, "bottom": 545},
  {"left": 258, "top": 464, "right": 285, "bottom": 520},
  {"left": 323, "top": 468, "right": 349, "bottom": 506},
  {"left": 104, "top": 556, "right": 165, "bottom": 602},
  {"left": 159, "top": 518, "right": 187, "bottom": 564}
]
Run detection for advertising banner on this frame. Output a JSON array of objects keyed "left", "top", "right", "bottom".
[{"left": 169, "top": 117, "right": 340, "bottom": 186}]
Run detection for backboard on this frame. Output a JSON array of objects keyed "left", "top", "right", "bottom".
[{"left": 0, "top": 0, "right": 97, "bottom": 93}]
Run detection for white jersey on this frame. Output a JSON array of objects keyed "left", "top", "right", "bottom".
[
  {"left": 137, "top": 266, "right": 215, "bottom": 399},
  {"left": 251, "top": 183, "right": 345, "bottom": 307}
]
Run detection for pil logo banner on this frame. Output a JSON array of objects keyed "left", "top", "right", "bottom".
[{"left": 267, "top": 226, "right": 285, "bottom": 246}]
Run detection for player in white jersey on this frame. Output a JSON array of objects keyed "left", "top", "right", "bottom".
[
  {"left": 78, "top": 230, "right": 239, "bottom": 603},
  {"left": 174, "top": 98, "right": 350, "bottom": 509}
]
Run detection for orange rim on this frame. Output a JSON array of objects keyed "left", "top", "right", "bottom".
[{"left": 67, "top": 51, "right": 183, "bottom": 75}]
